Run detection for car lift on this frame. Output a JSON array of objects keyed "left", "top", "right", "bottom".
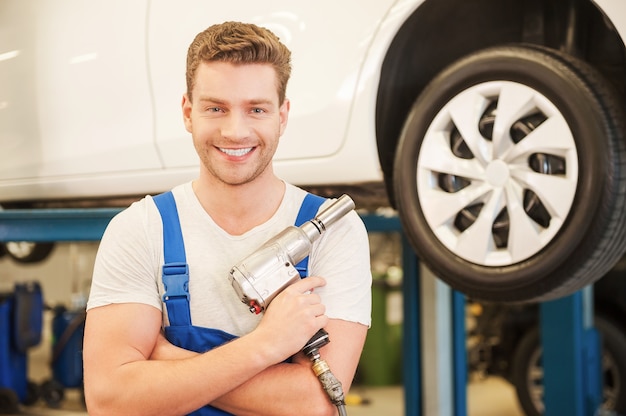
[
  {"left": 360, "top": 213, "right": 603, "bottom": 416},
  {"left": 0, "top": 207, "right": 603, "bottom": 415}
]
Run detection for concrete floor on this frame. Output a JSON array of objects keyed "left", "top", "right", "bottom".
[{"left": 347, "top": 376, "right": 525, "bottom": 416}]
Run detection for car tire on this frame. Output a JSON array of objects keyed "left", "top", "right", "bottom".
[
  {"left": 40, "top": 379, "right": 65, "bottom": 408},
  {"left": 0, "top": 388, "right": 20, "bottom": 414},
  {"left": 5, "top": 242, "right": 54, "bottom": 264},
  {"left": 393, "top": 44, "right": 626, "bottom": 302},
  {"left": 510, "top": 315, "right": 626, "bottom": 416},
  {"left": 23, "top": 381, "right": 40, "bottom": 406}
]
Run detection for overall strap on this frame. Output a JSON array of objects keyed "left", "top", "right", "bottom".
[
  {"left": 294, "top": 193, "right": 327, "bottom": 278},
  {"left": 153, "top": 191, "right": 192, "bottom": 326}
]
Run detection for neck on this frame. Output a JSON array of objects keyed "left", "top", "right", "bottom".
[{"left": 192, "top": 175, "right": 285, "bottom": 235}]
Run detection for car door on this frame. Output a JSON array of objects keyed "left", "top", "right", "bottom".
[{"left": 0, "top": 0, "right": 161, "bottom": 192}]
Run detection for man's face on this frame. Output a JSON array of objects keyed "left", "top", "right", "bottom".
[{"left": 183, "top": 61, "right": 289, "bottom": 186}]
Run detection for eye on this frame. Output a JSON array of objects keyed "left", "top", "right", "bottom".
[
  {"left": 202, "top": 106, "right": 223, "bottom": 113},
  {"left": 251, "top": 108, "right": 266, "bottom": 114}
]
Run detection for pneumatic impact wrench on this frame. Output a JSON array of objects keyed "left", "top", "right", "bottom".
[{"left": 229, "top": 194, "right": 354, "bottom": 415}]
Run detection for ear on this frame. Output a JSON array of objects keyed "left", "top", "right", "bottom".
[
  {"left": 278, "top": 98, "right": 290, "bottom": 136},
  {"left": 182, "top": 93, "right": 193, "bottom": 133}
]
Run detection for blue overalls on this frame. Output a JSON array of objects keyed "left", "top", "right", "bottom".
[{"left": 152, "top": 191, "right": 326, "bottom": 416}]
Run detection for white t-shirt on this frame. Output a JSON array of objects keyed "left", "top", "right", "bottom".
[{"left": 87, "top": 182, "right": 372, "bottom": 336}]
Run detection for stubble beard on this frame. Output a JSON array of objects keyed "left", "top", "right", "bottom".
[{"left": 198, "top": 145, "right": 275, "bottom": 187}]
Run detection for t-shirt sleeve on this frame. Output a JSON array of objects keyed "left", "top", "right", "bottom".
[
  {"left": 86, "top": 198, "right": 163, "bottom": 312},
  {"left": 310, "top": 209, "right": 372, "bottom": 327}
]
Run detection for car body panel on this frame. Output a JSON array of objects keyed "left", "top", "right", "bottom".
[
  {"left": 0, "top": 0, "right": 414, "bottom": 202},
  {"left": 0, "top": 0, "right": 160, "bottom": 183},
  {"left": 594, "top": 0, "right": 626, "bottom": 42},
  {"left": 2, "top": 0, "right": 624, "bottom": 203}
]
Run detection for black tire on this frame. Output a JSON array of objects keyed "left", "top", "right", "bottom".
[
  {"left": 5, "top": 241, "right": 54, "bottom": 264},
  {"left": 40, "top": 379, "right": 65, "bottom": 408},
  {"left": 511, "top": 316, "right": 626, "bottom": 416},
  {"left": 22, "top": 381, "right": 40, "bottom": 406},
  {"left": 0, "top": 388, "right": 19, "bottom": 414},
  {"left": 394, "top": 44, "right": 626, "bottom": 302}
]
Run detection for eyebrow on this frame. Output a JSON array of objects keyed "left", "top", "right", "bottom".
[
  {"left": 197, "top": 96, "right": 274, "bottom": 106},
  {"left": 197, "top": 96, "right": 226, "bottom": 105}
]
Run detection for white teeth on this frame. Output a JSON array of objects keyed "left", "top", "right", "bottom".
[{"left": 219, "top": 147, "right": 253, "bottom": 157}]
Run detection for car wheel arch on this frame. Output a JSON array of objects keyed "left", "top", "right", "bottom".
[{"left": 373, "top": 0, "right": 626, "bottom": 208}]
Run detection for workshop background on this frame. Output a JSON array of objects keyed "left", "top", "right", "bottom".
[
  {"left": 3, "top": 1, "right": 626, "bottom": 415},
  {"left": 0, "top": 235, "right": 532, "bottom": 416},
  {"left": 3, "top": 230, "right": 626, "bottom": 415}
]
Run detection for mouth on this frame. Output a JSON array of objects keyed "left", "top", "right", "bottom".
[{"left": 218, "top": 147, "right": 254, "bottom": 157}]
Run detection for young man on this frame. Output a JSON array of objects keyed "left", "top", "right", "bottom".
[{"left": 83, "top": 21, "right": 372, "bottom": 416}]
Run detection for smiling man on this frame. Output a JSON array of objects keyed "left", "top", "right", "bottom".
[{"left": 83, "top": 22, "right": 372, "bottom": 416}]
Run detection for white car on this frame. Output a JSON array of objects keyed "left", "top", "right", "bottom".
[{"left": 2, "top": 0, "right": 626, "bottom": 302}]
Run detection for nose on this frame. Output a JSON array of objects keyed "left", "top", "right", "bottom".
[{"left": 220, "top": 111, "right": 250, "bottom": 140}]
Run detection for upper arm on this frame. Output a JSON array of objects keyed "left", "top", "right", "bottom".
[
  {"left": 83, "top": 303, "right": 162, "bottom": 387},
  {"left": 311, "top": 210, "right": 372, "bottom": 328}
]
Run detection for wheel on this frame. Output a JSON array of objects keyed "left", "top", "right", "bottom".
[
  {"left": 598, "top": 317, "right": 626, "bottom": 413},
  {"left": 510, "top": 316, "right": 626, "bottom": 416},
  {"left": 394, "top": 44, "right": 626, "bottom": 302},
  {"left": 22, "top": 381, "right": 40, "bottom": 406},
  {"left": 5, "top": 241, "right": 54, "bottom": 264},
  {"left": 0, "top": 388, "right": 19, "bottom": 414},
  {"left": 40, "top": 379, "right": 65, "bottom": 408}
]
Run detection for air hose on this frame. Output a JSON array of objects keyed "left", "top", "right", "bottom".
[{"left": 303, "top": 329, "right": 348, "bottom": 416}]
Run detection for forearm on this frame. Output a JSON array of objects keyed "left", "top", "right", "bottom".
[
  {"left": 85, "top": 331, "right": 280, "bottom": 416},
  {"left": 150, "top": 335, "right": 335, "bottom": 416},
  {"left": 214, "top": 357, "right": 336, "bottom": 416},
  {"left": 149, "top": 321, "right": 362, "bottom": 416}
]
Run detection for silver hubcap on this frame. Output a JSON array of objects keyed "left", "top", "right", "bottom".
[{"left": 417, "top": 81, "right": 578, "bottom": 266}]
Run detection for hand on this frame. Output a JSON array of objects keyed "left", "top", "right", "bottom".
[{"left": 255, "top": 276, "right": 329, "bottom": 361}]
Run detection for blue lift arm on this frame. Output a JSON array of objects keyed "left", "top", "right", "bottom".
[{"left": 0, "top": 208, "right": 121, "bottom": 242}]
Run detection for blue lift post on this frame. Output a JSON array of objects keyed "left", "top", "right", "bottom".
[
  {"left": 361, "top": 210, "right": 602, "bottom": 416},
  {"left": 361, "top": 213, "right": 421, "bottom": 414},
  {"left": 540, "top": 287, "right": 602, "bottom": 416},
  {"left": 361, "top": 213, "right": 466, "bottom": 416}
]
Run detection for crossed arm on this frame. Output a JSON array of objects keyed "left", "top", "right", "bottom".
[{"left": 83, "top": 276, "right": 367, "bottom": 416}]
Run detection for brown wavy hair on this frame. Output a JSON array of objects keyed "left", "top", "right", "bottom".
[{"left": 186, "top": 21, "right": 292, "bottom": 104}]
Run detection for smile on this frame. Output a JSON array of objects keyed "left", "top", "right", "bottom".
[{"left": 219, "top": 147, "right": 254, "bottom": 157}]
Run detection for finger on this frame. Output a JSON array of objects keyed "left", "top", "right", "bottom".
[
  {"left": 309, "top": 303, "right": 326, "bottom": 317},
  {"left": 304, "top": 292, "right": 322, "bottom": 305},
  {"left": 291, "top": 276, "right": 326, "bottom": 293}
]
